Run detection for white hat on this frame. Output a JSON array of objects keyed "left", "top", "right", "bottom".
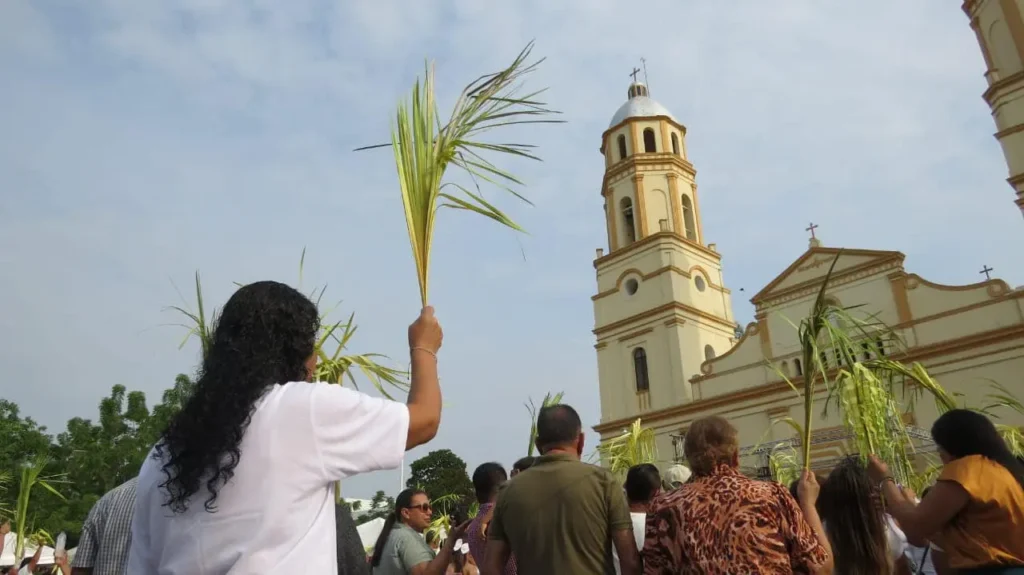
[{"left": 663, "top": 464, "right": 692, "bottom": 486}]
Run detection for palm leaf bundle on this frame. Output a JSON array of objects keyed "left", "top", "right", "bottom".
[
  {"left": 526, "top": 391, "right": 564, "bottom": 456},
  {"left": 368, "top": 41, "right": 562, "bottom": 306},
  {"left": 12, "top": 457, "right": 66, "bottom": 563},
  {"left": 595, "top": 419, "right": 659, "bottom": 477}
]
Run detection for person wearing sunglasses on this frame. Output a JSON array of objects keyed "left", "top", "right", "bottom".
[{"left": 371, "top": 488, "right": 470, "bottom": 575}]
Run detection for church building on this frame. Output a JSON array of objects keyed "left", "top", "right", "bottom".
[{"left": 591, "top": 80, "right": 1024, "bottom": 474}]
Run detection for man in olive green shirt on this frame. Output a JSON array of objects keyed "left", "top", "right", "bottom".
[{"left": 482, "top": 404, "right": 641, "bottom": 575}]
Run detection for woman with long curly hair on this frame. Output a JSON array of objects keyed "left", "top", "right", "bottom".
[
  {"left": 818, "top": 456, "right": 909, "bottom": 575},
  {"left": 869, "top": 409, "right": 1024, "bottom": 574},
  {"left": 127, "top": 281, "right": 444, "bottom": 574}
]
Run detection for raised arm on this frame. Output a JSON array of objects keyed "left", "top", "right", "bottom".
[{"left": 406, "top": 306, "right": 443, "bottom": 450}]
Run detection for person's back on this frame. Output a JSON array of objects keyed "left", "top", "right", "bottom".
[
  {"left": 484, "top": 404, "right": 637, "bottom": 575},
  {"left": 493, "top": 455, "right": 623, "bottom": 572},
  {"left": 644, "top": 416, "right": 831, "bottom": 575},
  {"left": 126, "top": 284, "right": 446, "bottom": 575},
  {"left": 131, "top": 381, "right": 409, "bottom": 574},
  {"left": 71, "top": 476, "right": 137, "bottom": 575},
  {"left": 613, "top": 464, "right": 660, "bottom": 575}
]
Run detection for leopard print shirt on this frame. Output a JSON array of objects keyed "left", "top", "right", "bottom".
[{"left": 642, "top": 465, "right": 828, "bottom": 575}]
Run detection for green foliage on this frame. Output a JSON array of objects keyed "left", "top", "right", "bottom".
[
  {"left": 12, "top": 457, "right": 67, "bottom": 561},
  {"left": 406, "top": 449, "right": 473, "bottom": 505},
  {"left": 169, "top": 251, "right": 408, "bottom": 399},
  {"left": 0, "top": 375, "right": 195, "bottom": 545},
  {"left": 526, "top": 391, "right": 564, "bottom": 456},
  {"left": 355, "top": 490, "right": 395, "bottom": 526},
  {"left": 596, "top": 419, "right": 659, "bottom": 477},
  {"left": 371, "top": 41, "right": 562, "bottom": 306}
]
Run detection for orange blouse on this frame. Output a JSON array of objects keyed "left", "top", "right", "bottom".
[{"left": 937, "top": 454, "right": 1024, "bottom": 569}]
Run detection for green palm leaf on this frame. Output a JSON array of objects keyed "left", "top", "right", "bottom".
[{"left": 366, "top": 41, "right": 562, "bottom": 306}]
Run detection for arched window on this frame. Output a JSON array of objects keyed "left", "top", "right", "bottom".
[
  {"left": 861, "top": 342, "right": 872, "bottom": 361},
  {"left": 704, "top": 345, "right": 716, "bottom": 361},
  {"left": 876, "top": 338, "right": 887, "bottom": 357},
  {"left": 617, "top": 134, "right": 627, "bottom": 160},
  {"left": 671, "top": 133, "right": 680, "bottom": 155},
  {"left": 794, "top": 358, "right": 803, "bottom": 376},
  {"left": 681, "top": 195, "right": 697, "bottom": 240},
  {"left": 643, "top": 128, "right": 656, "bottom": 153},
  {"left": 620, "top": 197, "right": 637, "bottom": 244},
  {"left": 633, "top": 347, "right": 650, "bottom": 392},
  {"left": 781, "top": 360, "right": 791, "bottom": 377}
]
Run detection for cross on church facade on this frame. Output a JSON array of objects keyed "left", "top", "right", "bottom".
[
  {"left": 630, "top": 67, "right": 641, "bottom": 83},
  {"left": 980, "top": 265, "right": 994, "bottom": 280},
  {"left": 806, "top": 222, "right": 819, "bottom": 239}
]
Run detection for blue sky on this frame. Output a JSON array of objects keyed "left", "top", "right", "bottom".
[{"left": 1, "top": 1, "right": 1021, "bottom": 499}]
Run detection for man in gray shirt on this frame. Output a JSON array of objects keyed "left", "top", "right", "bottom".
[{"left": 72, "top": 478, "right": 137, "bottom": 575}]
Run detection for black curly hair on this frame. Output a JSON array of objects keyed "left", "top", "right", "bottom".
[{"left": 156, "top": 280, "right": 320, "bottom": 513}]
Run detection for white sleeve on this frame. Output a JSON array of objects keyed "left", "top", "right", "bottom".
[{"left": 310, "top": 383, "right": 410, "bottom": 481}]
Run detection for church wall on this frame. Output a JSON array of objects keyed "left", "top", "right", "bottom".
[
  {"left": 594, "top": 239, "right": 732, "bottom": 329},
  {"left": 904, "top": 277, "right": 1006, "bottom": 319},
  {"left": 596, "top": 320, "right": 692, "bottom": 423}
]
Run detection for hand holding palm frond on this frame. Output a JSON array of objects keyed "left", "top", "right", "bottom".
[{"left": 370, "top": 41, "right": 562, "bottom": 305}]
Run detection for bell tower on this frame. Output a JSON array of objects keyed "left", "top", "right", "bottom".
[
  {"left": 593, "top": 81, "right": 736, "bottom": 425},
  {"left": 964, "top": 0, "right": 1024, "bottom": 218}
]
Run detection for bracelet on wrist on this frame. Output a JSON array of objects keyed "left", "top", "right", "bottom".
[{"left": 411, "top": 347, "right": 437, "bottom": 360}]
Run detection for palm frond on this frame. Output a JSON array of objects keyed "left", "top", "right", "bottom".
[
  {"left": 526, "top": 391, "right": 564, "bottom": 456},
  {"left": 595, "top": 419, "right": 659, "bottom": 477},
  {"left": 380, "top": 41, "right": 562, "bottom": 305}
]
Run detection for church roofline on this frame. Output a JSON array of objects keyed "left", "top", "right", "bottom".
[{"left": 749, "top": 246, "right": 906, "bottom": 306}]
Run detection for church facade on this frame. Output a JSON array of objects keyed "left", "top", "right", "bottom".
[{"left": 592, "top": 81, "right": 1024, "bottom": 474}]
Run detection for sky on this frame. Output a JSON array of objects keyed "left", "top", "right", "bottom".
[{"left": 1, "top": 1, "right": 1022, "bottom": 499}]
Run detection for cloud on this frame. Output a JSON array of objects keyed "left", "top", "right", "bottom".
[{"left": 1, "top": 0, "right": 1021, "bottom": 498}]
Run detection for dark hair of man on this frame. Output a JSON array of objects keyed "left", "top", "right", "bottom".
[
  {"left": 473, "top": 462, "right": 508, "bottom": 504},
  {"left": 535, "top": 404, "right": 582, "bottom": 453},
  {"left": 512, "top": 456, "right": 536, "bottom": 473},
  {"left": 625, "top": 464, "right": 661, "bottom": 504}
]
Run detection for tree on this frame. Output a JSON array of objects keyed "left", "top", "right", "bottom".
[
  {"left": 406, "top": 449, "right": 473, "bottom": 506},
  {"left": 0, "top": 374, "right": 196, "bottom": 545},
  {"left": 356, "top": 490, "right": 394, "bottom": 525}
]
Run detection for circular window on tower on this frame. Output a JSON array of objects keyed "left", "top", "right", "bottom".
[
  {"left": 625, "top": 278, "right": 640, "bottom": 296},
  {"left": 694, "top": 275, "right": 706, "bottom": 292}
]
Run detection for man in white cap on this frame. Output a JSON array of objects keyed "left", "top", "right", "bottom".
[{"left": 662, "top": 464, "right": 692, "bottom": 490}]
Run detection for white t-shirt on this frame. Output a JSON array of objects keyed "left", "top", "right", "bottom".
[
  {"left": 612, "top": 512, "right": 647, "bottom": 575},
  {"left": 885, "top": 514, "right": 909, "bottom": 565},
  {"left": 127, "top": 381, "right": 409, "bottom": 575}
]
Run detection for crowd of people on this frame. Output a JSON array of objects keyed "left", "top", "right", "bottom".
[{"left": 7, "top": 282, "right": 1024, "bottom": 574}]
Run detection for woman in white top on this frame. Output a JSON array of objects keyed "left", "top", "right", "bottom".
[
  {"left": 613, "top": 464, "right": 662, "bottom": 575},
  {"left": 128, "top": 281, "right": 446, "bottom": 574},
  {"left": 817, "top": 456, "right": 910, "bottom": 575}
]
